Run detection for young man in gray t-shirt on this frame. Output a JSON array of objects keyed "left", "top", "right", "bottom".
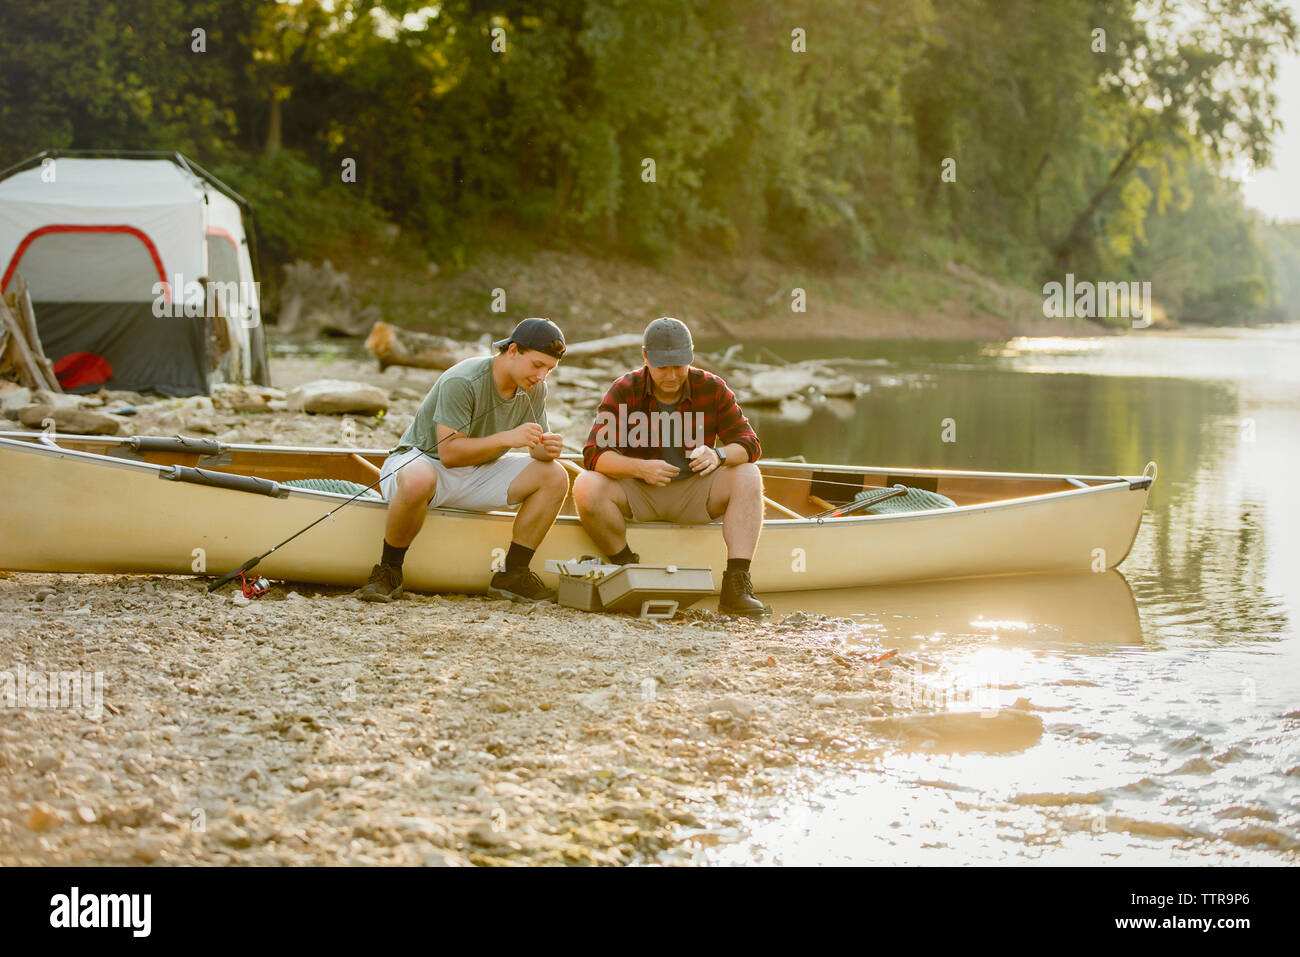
[{"left": 356, "top": 318, "right": 569, "bottom": 603}]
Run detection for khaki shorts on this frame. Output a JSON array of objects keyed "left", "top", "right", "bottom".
[
  {"left": 619, "top": 472, "right": 719, "bottom": 524},
  {"left": 380, "top": 448, "right": 533, "bottom": 511}
]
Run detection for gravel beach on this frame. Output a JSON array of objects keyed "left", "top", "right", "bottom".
[{"left": 1, "top": 349, "right": 1043, "bottom": 866}]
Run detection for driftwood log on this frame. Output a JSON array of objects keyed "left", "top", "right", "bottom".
[
  {"left": 562, "top": 333, "right": 642, "bottom": 358},
  {"left": 0, "top": 288, "right": 59, "bottom": 392},
  {"left": 365, "top": 323, "right": 646, "bottom": 372},
  {"left": 2, "top": 274, "right": 62, "bottom": 395}
]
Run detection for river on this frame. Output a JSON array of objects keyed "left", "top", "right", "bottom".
[{"left": 697, "top": 325, "right": 1300, "bottom": 864}]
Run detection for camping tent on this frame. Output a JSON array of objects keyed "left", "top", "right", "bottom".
[{"left": 0, "top": 151, "right": 271, "bottom": 395}]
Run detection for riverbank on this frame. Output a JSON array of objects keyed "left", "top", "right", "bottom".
[
  {"left": 1, "top": 569, "right": 1047, "bottom": 866},
  {"left": 318, "top": 240, "right": 1125, "bottom": 344}
]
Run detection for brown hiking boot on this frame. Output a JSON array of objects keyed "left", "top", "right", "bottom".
[
  {"left": 488, "top": 568, "right": 556, "bottom": 603},
  {"left": 719, "top": 569, "right": 768, "bottom": 618},
  {"left": 355, "top": 563, "right": 403, "bottom": 603}
]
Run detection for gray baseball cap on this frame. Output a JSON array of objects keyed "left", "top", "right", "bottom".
[{"left": 643, "top": 317, "right": 693, "bottom": 367}]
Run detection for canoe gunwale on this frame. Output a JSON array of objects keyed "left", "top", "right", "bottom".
[
  {"left": 0, "top": 430, "right": 1147, "bottom": 485},
  {"left": 0, "top": 433, "right": 1152, "bottom": 531}
]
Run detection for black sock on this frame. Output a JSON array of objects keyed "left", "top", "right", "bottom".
[
  {"left": 381, "top": 540, "right": 408, "bottom": 570},
  {"left": 610, "top": 545, "right": 638, "bottom": 565},
  {"left": 505, "top": 542, "right": 535, "bottom": 572},
  {"left": 726, "top": 558, "right": 751, "bottom": 574}
]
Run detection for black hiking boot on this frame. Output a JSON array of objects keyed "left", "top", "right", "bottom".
[
  {"left": 718, "top": 569, "right": 768, "bottom": 618},
  {"left": 355, "top": 563, "right": 403, "bottom": 603},
  {"left": 608, "top": 551, "right": 639, "bottom": 565},
  {"left": 489, "top": 567, "right": 557, "bottom": 603}
]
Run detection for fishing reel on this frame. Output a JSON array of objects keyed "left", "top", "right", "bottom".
[{"left": 238, "top": 571, "right": 272, "bottom": 599}]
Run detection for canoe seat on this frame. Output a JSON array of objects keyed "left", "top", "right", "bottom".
[
  {"left": 853, "top": 485, "right": 957, "bottom": 514},
  {"left": 282, "top": 478, "right": 382, "bottom": 500}
]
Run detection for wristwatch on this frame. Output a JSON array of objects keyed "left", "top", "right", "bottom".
[{"left": 715, "top": 447, "right": 727, "bottom": 467}]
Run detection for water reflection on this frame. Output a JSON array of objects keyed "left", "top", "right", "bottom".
[
  {"left": 764, "top": 571, "right": 1142, "bottom": 651},
  {"left": 693, "top": 329, "right": 1300, "bottom": 864}
]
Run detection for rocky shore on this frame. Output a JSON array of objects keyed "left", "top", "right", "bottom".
[
  {"left": 0, "top": 570, "right": 1002, "bottom": 866},
  {"left": 0, "top": 348, "right": 1044, "bottom": 866}
]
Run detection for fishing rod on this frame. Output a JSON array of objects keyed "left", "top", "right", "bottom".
[{"left": 207, "top": 382, "right": 548, "bottom": 594}]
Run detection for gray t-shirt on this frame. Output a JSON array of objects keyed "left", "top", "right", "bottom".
[{"left": 393, "top": 355, "right": 549, "bottom": 462}]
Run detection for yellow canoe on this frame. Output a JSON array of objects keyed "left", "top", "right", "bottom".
[{"left": 0, "top": 432, "right": 1155, "bottom": 593}]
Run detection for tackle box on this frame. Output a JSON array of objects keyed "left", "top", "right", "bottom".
[{"left": 545, "top": 559, "right": 715, "bottom": 618}]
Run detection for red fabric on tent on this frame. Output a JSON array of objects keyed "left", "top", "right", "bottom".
[{"left": 53, "top": 351, "right": 113, "bottom": 389}]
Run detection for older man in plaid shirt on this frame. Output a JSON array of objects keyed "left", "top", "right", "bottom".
[{"left": 575, "top": 318, "right": 768, "bottom": 617}]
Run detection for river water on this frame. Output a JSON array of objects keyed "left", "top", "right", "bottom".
[{"left": 700, "top": 326, "right": 1300, "bottom": 865}]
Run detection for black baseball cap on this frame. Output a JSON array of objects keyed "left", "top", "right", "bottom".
[{"left": 494, "top": 318, "right": 566, "bottom": 358}]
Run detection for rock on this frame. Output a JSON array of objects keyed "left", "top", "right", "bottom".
[
  {"left": 1, "top": 386, "right": 32, "bottom": 418},
  {"left": 287, "top": 789, "right": 325, "bottom": 820},
  {"left": 485, "top": 694, "right": 512, "bottom": 714},
  {"left": 157, "top": 396, "right": 217, "bottom": 434},
  {"left": 33, "top": 389, "right": 85, "bottom": 411},
  {"left": 835, "top": 695, "right": 877, "bottom": 712},
  {"left": 26, "top": 803, "right": 63, "bottom": 831},
  {"left": 812, "top": 694, "right": 835, "bottom": 708},
  {"left": 133, "top": 834, "right": 165, "bottom": 862},
  {"left": 211, "top": 383, "right": 285, "bottom": 413},
  {"left": 699, "top": 697, "right": 754, "bottom": 720},
  {"left": 33, "top": 751, "right": 62, "bottom": 773},
  {"left": 777, "top": 398, "right": 814, "bottom": 423},
  {"left": 745, "top": 367, "right": 819, "bottom": 404},
  {"left": 466, "top": 822, "right": 512, "bottom": 848},
  {"left": 575, "top": 690, "right": 616, "bottom": 713},
  {"left": 75, "top": 806, "right": 97, "bottom": 824},
  {"left": 286, "top": 380, "right": 389, "bottom": 415},
  {"left": 209, "top": 820, "right": 251, "bottom": 847},
  {"left": 18, "top": 405, "right": 126, "bottom": 435},
  {"left": 231, "top": 594, "right": 250, "bottom": 607},
  {"left": 706, "top": 711, "right": 735, "bottom": 729},
  {"left": 424, "top": 849, "right": 469, "bottom": 867}
]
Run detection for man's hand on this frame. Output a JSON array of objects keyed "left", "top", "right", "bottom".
[
  {"left": 639, "top": 459, "right": 681, "bottom": 487},
  {"left": 530, "top": 431, "right": 564, "bottom": 461},
  {"left": 506, "top": 422, "right": 545, "bottom": 450},
  {"left": 688, "top": 445, "right": 721, "bottom": 476}
]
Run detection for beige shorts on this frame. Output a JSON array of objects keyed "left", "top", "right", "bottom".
[
  {"left": 618, "top": 472, "right": 719, "bottom": 524},
  {"left": 380, "top": 448, "right": 533, "bottom": 511}
]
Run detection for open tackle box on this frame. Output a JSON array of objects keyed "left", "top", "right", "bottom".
[{"left": 544, "top": 559, "right": 715, "bottom": 618}]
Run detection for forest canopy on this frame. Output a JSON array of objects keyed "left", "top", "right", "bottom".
[{"left": 1, "top": 0, "right": 1296, "bottom": 325}]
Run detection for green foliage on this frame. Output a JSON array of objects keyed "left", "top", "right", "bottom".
[
  {"left": 0, "top": 0, "right": 1295, "bottom": 326},
  {"left": 210, "top": 152, "right": 388, "bottom": 265}
]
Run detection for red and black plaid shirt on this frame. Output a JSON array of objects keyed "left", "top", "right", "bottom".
[{"left": 582, "top": 365, "right": 762, "bottom": 470}]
